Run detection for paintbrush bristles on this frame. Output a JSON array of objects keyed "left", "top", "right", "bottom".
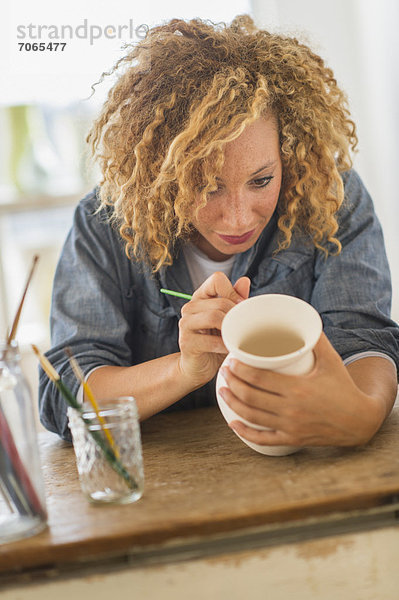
[
  {"left": 31, "top": 345, "right": 60, "bottom": 382},
  {"left": 7, "top": 256, "right": 39, "bottom": 345}
]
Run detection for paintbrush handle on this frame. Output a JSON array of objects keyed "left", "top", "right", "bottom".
[
  {"left": 57, "top": 381, "right": 138, "bottom": 490},
  {"left": 160, "top": 288, "right": 192, "bottom": 300},
  {"left": 7, "top": 256, "right": 39, "bottom": 345},
  {"left": 0, "top": 476, "right": 15, "bottom": 513},
  {"left": 83, "top": 424, "right": 138, "bottom": 491},
  {"left": 0, "top": 406, "right": 45, "bottom": 517}
]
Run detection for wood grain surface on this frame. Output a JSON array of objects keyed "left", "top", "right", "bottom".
[{"left": 2, "top": 405, "right": 399, "bottom": 575}]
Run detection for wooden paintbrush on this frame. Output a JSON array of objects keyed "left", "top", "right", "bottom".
[
  {"left": 32, "top": 345, "right": 138, "bottom": 491},
  {"left": 6, "top": 255, "right": 39, "bottom": 345},
  {"left": 65, "top": 348, "right": 120, "bottom": 460}
]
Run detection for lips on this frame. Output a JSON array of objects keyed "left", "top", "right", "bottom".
[{"left": 217, "top": 229, "right": 256, "bottom": 245}]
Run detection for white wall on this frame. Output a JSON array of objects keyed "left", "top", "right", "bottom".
[
  {"left": 251, "top": 0, "right": 399, "bottom": 320},
  {"left": 1, "top": 0, "right": 251, "bottom": 106}
]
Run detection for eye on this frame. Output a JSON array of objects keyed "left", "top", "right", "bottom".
[
  {"left": 207, "top": 184, "right": 224, "bottom": 196},
  {"left": 251, "top": 176, "right": 274, "bottom": 188}
]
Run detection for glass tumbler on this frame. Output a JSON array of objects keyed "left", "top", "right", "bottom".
[
  {"left": 0, "top": 341, "right": 47, "bottom": 544},
  {"left": 68, "top": 396, "right": 144, "bottom": 504}
]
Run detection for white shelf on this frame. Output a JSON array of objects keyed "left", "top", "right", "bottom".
[{"left": 0, "top": 192, "right": 82, "bottom": 216}]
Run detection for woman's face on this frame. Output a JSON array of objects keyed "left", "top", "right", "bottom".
[{"left": 190, "top": 115, "right": 282, "bottom": 261}]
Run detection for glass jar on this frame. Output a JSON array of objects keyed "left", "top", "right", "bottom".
[
  {"left": 68, "top": 396, "right": 144, "bottom": 504},
  {"left": 0, "top": 341, "right": 47, "bottom": 543}
]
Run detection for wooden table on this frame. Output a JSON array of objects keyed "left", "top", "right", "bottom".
[{"left": 1, "top": 405, "right": 399, "bottom": 596}]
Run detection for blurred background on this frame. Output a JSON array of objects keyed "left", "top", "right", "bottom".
[{"left": 1, "top": 0, "right": 398, "bottom": 409}]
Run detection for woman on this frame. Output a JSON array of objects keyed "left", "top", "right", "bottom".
[{"left": 39, "top": 15, "right": 399, "bottom": 446}]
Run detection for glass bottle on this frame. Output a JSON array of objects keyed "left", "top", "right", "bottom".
[{"left": 0, "top": 341, "right": 47, "bottom": 543}]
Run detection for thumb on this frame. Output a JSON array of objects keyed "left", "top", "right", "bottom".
[{"left": 233, "top": 276, "right": 251, "bottom": 301}]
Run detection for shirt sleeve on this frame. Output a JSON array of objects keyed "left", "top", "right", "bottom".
[
  {"left": 38, "top": 190, "right": 135, "bottom": 441},
  {"left": 343, "top": 351, "right": 397, "bottom": 369},
  {"left": 311, "top": 170, "right": 399, "bottom": 375},
  {"left": 76, "top": 365, "right": 109, "bottom": 404}
]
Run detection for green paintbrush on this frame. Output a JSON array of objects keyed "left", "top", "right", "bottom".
[{"left": 160, "top": 288, "right": 192, "bottom": 300}]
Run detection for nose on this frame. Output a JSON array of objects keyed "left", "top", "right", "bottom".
[{"left": 221, "top": 191, "right": 253, "bottom": 231}]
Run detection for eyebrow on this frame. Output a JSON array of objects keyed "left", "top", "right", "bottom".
[
  {"left": 215, "top": 161, "right": 277, "bottom": 182},
  {"left": 249, "top": 162, "right": 277, "bottom": 176}
]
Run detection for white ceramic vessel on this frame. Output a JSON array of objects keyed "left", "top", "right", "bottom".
[{"left": 216, "top": 294, "right": 322, "bottom": 456}]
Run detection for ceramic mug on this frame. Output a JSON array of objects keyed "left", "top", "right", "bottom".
[{"left": 216, "top": 294, "right": 322, "bottom": 456}]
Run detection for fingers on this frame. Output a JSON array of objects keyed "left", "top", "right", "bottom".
[
  {"left": 223, "top": 359, "right": 292, "bottom": 397},
  {"left": 180, "top": 278, "right": 247, "bottom": 354},
  {"left": 179, "top": 300, "right": 231, "bottom": 353},
  {"left": 178, "top": 273, "right": 253, "bottom": 380},
  {"left": 228, "top": 420, "right": 295, "bottom": 447},
  {"left": 181, "top": 296, "right": 236, "bottom": 320},
  {"left": 219, "top": 385, "right": 281, "bottom": 425},
  {"left": 221, "top": 382, "right": 308, "bottom": 447},
  {"left": 219, "top": 361, "right": 306, "bottom": 434},
  {"left": 220, "top": 366, "right": 282, "bottom": 411},
  {"left": 180, "top": 298, "right": 234, "bottom": 344},
  {"left": 192, "top": 271, "right": 249, "bottom": 304},
  {"left": 233, "top": 276, "right": 251, "bottom": 300}
]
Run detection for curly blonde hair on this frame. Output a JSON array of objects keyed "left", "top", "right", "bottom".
[{"left": 88, "top": 15, "right": 357, "bottom": 272}]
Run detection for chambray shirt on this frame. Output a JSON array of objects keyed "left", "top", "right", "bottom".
[{"left": 39, "top": 170, "right": 399, "bottom": 441}]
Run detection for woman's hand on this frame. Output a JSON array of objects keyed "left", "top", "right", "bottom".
[
  {"left": 178, "top": 272, "right": 250, "bottom": 388},
  {"left": 218, "top": 332, "right": 393, "bottom": 447}
]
